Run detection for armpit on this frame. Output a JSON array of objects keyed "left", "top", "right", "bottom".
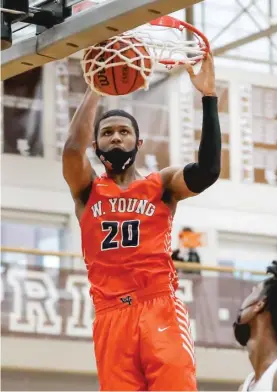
[{"left": 78, "top": 181, "right": 93, "bottom": 206}]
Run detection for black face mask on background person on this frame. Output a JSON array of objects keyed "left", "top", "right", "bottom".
[
  {"left": 233, "top": 300, "right": 265, "bottom": 346},
  {"left": 95, "top": 146, "right": 138, "bottom": 174}
]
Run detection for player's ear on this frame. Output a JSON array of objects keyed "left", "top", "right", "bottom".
[
  {"left": 253, "top": 297, "right": 267, "bottom": 314},
  {"left": 92, "top": 140, "right": 97, "bottom": 151},
  {"left": 137, "top": 139, "right": 143, "bottom": 149}
]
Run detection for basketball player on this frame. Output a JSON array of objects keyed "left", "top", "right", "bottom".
[
  {"left": 62, "top": 53, "right": 221, "bottom": 391},
  {"left": 233, "top": 261, "right": 277, "bottom": 391}
]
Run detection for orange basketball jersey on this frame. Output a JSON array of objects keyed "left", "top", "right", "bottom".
[{"left": 80, "top": 172, "right": 178, "bottom": 304}]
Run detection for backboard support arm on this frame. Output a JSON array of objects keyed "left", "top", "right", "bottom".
[{"left": 1, "top": 0, "right": 203, "bottom": 80}]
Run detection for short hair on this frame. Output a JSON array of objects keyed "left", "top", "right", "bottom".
[
  {"left": 94, "top": 109, "right": 140, "bottom": 141},
  {"left": 182, "top": 227, "right": 193, "bottom": 233},
  {"left": 262, "top": 260, "right": 277, "bottom": 340}
]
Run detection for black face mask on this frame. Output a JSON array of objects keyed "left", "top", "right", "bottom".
[
  {"left": 233, "top": 316, "right": 251, "bottom": 347},
  {"left": 233, "top": 300, "right": 265, "bottom": 347},
  {"left": 95, "top": 146, "right": 138, "bottom": 174}
]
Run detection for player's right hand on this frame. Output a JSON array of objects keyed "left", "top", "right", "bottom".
[{"left": 184, "top": 53, "right": 217, "bottom": 97}]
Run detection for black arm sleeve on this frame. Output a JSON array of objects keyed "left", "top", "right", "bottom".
[{"left": 183, "top": 96, "right": 221, "bottom": 193}]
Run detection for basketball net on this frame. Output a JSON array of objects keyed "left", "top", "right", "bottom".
[{"left": 81, "top": 16, "right": 209, "bottom": 95}]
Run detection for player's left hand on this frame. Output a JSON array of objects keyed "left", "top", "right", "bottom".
[{"left": 184, "top": 53, "right": 217, "bottom": 96}]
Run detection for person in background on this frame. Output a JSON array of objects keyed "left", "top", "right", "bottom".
[
  {"left": 172, "top": 227, "right": 201, "bottom": 274},
  {"left": 233, "top": 260, "right": 277, "bottom": 391}
]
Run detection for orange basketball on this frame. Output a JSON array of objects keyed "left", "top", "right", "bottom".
[{"left": 83, "top": 37, "right": 152, "bottom": 96}]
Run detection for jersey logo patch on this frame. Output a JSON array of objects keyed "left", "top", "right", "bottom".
[{"left": 120, "top": 295, "right": 132, "bottom": 306}]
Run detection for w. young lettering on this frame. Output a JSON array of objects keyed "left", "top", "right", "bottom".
[{"left": 91, "top": 198, "right": 156, "bottom": 218}]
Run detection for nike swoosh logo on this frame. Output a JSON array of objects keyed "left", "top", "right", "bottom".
[{"left": 158, "top": 327, "right": 169, "bottom": 332}]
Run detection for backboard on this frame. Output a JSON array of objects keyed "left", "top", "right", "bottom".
[{"left": 1, "top": 0, "right": 203, "bottom": 81}]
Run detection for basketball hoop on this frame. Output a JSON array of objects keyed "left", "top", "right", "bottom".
[
  {"left": 81, "top": 15, "right": 210, "bottom": 94},
  {"left": 137, "top": 15, "right": 210, "bottom": 68}
]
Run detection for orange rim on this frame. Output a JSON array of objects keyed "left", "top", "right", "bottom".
[{"left": 150, "top": 15, "right": 210, "bottom": 66}]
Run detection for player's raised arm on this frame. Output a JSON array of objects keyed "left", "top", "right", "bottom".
[
  {"left": 160, "top": 53, "right": 221, "bottom": 202},
  {"left": 62, "top": 88, "right": 100, "bottom": 200}
]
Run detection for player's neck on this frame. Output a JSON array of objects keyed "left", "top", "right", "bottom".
[
  {"left": 248, "top": 324, "right": 277, "bottom": 381},
  {"left": 106, "top": 165, "right": 143, "bottom": 187}
]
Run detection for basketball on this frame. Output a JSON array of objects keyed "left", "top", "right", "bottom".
[{"left": 82, "top": 37, "right": 152, "bottom": 96}]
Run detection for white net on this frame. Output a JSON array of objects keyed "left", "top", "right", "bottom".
[
  {"left": 81, "top": 17, "right": 208, "bottom": 96},
  {"left": 131, "top": 22, "right": 206, "bottom": 65}
]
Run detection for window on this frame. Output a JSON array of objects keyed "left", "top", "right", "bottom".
[
  {"left": 1, "top": 217, "right": 68, "bottom": 269},
  {"left": 252, "top": 86, "right": 277, "bottom": 185},
  {"left": 3, "top": 68, "right": 44, "bottom": 157},
  {"left": 241, "top": 85, "right": 277, "bottom": 185},
  {"left": 193, "top": 0, "right": 274, "bottom": 70},
  {"left": 217, "top": 232, "right": 277, "bottom": 281}
]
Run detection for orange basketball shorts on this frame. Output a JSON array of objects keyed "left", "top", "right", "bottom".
[{"left": 93, "top": 290, "right": 197, "bottom": 391}]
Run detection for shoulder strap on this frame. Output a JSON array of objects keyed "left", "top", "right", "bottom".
[
  {"left": 242, "top": 372, "right": 255, "bottom": 391},
  {"left": 78, "top": 175, "right": 103, "bottom": 206}
]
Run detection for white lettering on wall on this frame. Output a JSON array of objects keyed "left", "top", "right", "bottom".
[
  {"left": 7, "top": 269, "right": 62, "bottom": 334},
  {"left": 65, "top": 275, "right": 93, "bottom": 337}
]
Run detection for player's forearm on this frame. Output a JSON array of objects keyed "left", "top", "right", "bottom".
[
  {"left": 183, "top": 96, "right": 221, "bottom": 193},
  {"left": 198, "top": 96, "right": 221, "bottom": 174},
  {"left": 65, "top": 88, "right": 100, "bottom": 154}
]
